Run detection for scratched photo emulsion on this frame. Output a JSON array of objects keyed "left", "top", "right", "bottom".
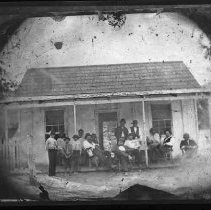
[{"left": 0, "top": 3, "right": 211, "bottom": 203}]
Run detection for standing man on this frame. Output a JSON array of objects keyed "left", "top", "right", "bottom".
[
  {"left": 62, "top": 137, "right": 72, "bottom": 173},
  {"left": 78, "top": 129, "right": 86, "bottom": 165},
  {"left": 130, "top": 120, "right": 140, "bottom": 139},
  {"left": 45, "top": 130, "right": 58, "bottom": 176},
  {"left": 78, "top": 129, "right": 85, "bottom": 141},
  {"left": 115, "top": 119, "right": 129, "bottom": 144},
  {"left": 57, "top": 133, "right": 66, "bottom": 165}
]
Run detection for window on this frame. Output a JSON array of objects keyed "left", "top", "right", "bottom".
[
  {"left": 151, "top": 104, "right": 172, "bottom": 134},
  {"left": 45, "top": 109, "right": 64, "bottom": 135}
]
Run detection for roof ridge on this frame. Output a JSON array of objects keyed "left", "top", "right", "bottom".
[{"left": 27, "top": 61, "right": 184, "bottom": 71}]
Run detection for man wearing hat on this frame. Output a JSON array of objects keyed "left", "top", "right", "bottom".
[
  {"left": 45, "top": 130, "right": 58, "bottom": 176},
  {"left": 130, "top": 120, "right": 140, "bottom": 139},
  {"left": 113, "top": 137, "right": 132, "bottom": 174},
  {"left": 115, "top": 119, "right": 129, "bottom": 144},
  {"left": 62, "top": 137, "right": 73, "bottom": 173},
  {"left": 70, "top": 134, "right": 82, "bottom": 173}
]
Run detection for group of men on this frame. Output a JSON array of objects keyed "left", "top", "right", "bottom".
[
  {"left": 45, "top": 118, "right": 198, "bottom": 176},
  {"left": 45, "top": 129, "right": 102, "bottom": 176}
]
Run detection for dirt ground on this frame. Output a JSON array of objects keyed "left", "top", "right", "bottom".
[{"left": 6, "top": 149, "right": 211, "bottom": 201}]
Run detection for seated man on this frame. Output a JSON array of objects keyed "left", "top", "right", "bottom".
[
  {"left": 112, "top": 137, "right": 133, "bottom": 174},
  {"left": 159, "top": 129, "right": 174, "bottom": 160},
  {"left": 124, "top": 133, "right": 142, "bottom": 167},
  {"left": 83, "top": 133, "right": 113, "bottom": 169},
  {"left": 83, "top": 133, "right": 99, "bottom": 167},
  {"left": 146, "top": 128, "right": 162, "bottom": 162},
  {"left": 91, "top": 133, "right": 99, "bottom": 145},
  {"left": 180, "top": 133, "right": 198, "bottom": 158}
]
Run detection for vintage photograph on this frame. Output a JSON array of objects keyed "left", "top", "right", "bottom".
[{"left": 0, "top": 1, "right": 211, "bottom": 204}]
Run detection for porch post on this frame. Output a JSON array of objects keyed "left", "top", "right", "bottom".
[
  {"left": 208, "top": 97, "right": 211, "bottom": 141},
  {"left": 194, "top": 96, "right": 199, "bottom": 143},
  {"left": 4, "top": 109, "right": 8, "bottom": 142},
  {"left": 142, "top": 98, "right": 149, "bottom": 167},
  {"left": 73, "top": 103, "right": 77, "bottom": 134}
]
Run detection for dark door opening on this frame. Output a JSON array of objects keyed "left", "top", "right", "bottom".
[{"left": 98, "top": 112, "right": 117, "bottom": 150}]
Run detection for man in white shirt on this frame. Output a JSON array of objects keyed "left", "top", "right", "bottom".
[
  {"left": 124, "top": 133, "right": 142, "bottom": 166},
  {"left": 113, "top": 138, "right": 132, "bottom": 173},
  {"left": 83, "top": 134, "right": 96, "bottom": 156},
  {"left": 78, "top": 129, "right": 85, "bottom": 144},
  {"left": 147, "top": 128, "right": 163, "bottom": 162},
  {"left": 45, "top": 131, "right": 58, "bottom": 176},
  {"left": 83, "top": 133, "right": 113, "bottom": 169},
  {"left": 83, "top": 133, "right": 98, "bottom": 167},
  {"left": 70, "top": 135, "right": 82, "bottom": 173}
]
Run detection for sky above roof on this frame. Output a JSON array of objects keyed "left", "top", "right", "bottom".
[{"left": 0, "top": 12, "right": 211, "bottom": 87}]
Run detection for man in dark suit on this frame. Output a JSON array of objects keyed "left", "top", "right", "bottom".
[
  {"left": 115, "top": 119, "right": 129, "bottom": 144},
  {"left": 180, "top": 133, "right": 198, "bottom": 158},
  {"left": 130, "top": 120, "right": 140, "bottom": 139}
]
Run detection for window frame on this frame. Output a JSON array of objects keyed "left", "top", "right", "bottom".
[
  {"left": 44, "top": 108, "right": 65, "bottom": 135},
  {"left": 151, "top": 103, "right": 172, "bottom": 134}
]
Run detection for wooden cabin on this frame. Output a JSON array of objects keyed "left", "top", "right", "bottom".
[{"left": 0, "top": 61, "right": 210, "bottom": 172}]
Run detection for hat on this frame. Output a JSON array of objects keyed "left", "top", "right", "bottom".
[
  {"left": 119, "top": 146, "right": 126, "bottom": 152},
  {"left": 72, "top": 135, "right": 80, "bottom": 139},
  {"left": 120, "top": 118, "right": 126, "bottom": 123},
  {"left": 85, "top": 133, "right": 92, "bottom": 139},
  {"left": 50, "top": 130, "right": 55, "bottom": 135},
  {"left": 131, "top": 120, "right": 138, "bottom": 124},
  {"left": 128, "top": 133, "right": 134, "bottom": 138},
  {"left": 183, "top": 133, "right": 190, "bottom": 139}
]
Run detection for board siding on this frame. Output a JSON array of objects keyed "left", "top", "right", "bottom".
[
  {"left": 182, "top": 99, "right": 197, "bottom": 141},
  {"left": 172, "top": 100, "right": 183, "bottom": 142}
]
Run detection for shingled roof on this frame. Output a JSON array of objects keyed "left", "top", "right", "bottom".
[{"left": 14, "top": 61, "right": 200, "bottom": 98}]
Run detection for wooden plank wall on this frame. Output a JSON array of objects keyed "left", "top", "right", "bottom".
[
  {"left": 182, "top": 99, "right": 197, "bottom": 142},
  {"left": 172, "top": 100, "right": 184, "bottom": 142}
]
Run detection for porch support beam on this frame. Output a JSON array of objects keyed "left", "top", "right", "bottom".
[
  {"left": 142, "top": 98, "right": 149, "bottom": 168},
  {"left": 2, "top": 88, "right": 210, "bottom": 104},
  {"left": 73, "top": 103, "right": 77, "bottom": 134},
  {"left": 4, "top": 109, "right": 8, "bottom": 142},
  {"left": 194, "top": 95, "right": 199, "bottom": 143},
  {"left": 4, "top": 94, "right": 210, "bottom": 110},
  {"left": 208, "top": 97, "right": 211, "bottom": 142}
]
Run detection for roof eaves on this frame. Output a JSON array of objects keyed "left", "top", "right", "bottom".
[{"left": 0, "top": 88, "right": 210, "bottom": 104}]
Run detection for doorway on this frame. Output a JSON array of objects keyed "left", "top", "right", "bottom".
[{"left": 98, "top": 112, "right": 118, "bottom": 150}]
